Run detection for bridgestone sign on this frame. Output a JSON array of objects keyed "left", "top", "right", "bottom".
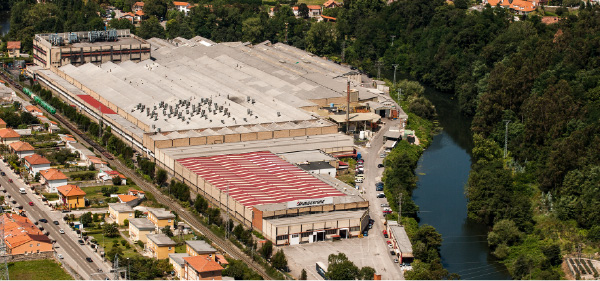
[{"left": 287, "top": 197, "right": 334, "bottom": 209}]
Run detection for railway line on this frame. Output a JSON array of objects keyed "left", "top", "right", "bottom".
[{"left": 2, "top": 74, "right": 272, "bottom": 280}]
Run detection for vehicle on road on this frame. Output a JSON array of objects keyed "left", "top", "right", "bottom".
[
  {"left": 1, "top": 172, "right": 5, "bottom": 176},
  {"left": 53, "top": 221, "right": 59, "bottom": 225},
  {"left": 381, "top": 203, "right": 389, "bottom": 207},
  {"left": 355, "top": 177, "right": 363, "bottom": 183},
  {"left": 8, "top": 179, "right": 12, "bottom": 183},
  {"left": 28, "top": 202, "right": 33, "bottom": 206},
  {"left": 59, "top": 229, "right": 65, "bottom": 234},
  {"left": 380, "top": 153, "right": 386, "bottom": 158},
  {"left": 11, "top": 200, "right": 16, "bottom": 204},
  {"left": 383, "top": 230, "right": 389, "bottom": 238},
  {"left": 377, "top": 193, "right": 386, "bottom": 198},
  {"left": 39, "top": 219, "right": 48, "bottom": 223},
  {"left": 19, "top": 188, "right": 26, "bottom": 194},
  {"left": 78, "top": 240, "right": 85, "bottom": 245},
  {"left": 86, "top": 257, "right": 93, "bottom": 262},
  {"left": 378, "top": 163, "right": 384, "bottom": 168},
  {"left": 57, "top": 254, "right": 63, "bottom": 259},
  {"left": 363, "top": 230, "right": 368, "bottom": 237},
  {"left": 316, "top": 262, "right": 327, "bottom": 279},
  {"left": 394, "top": 258, "right": 399, "bottom": 263}
]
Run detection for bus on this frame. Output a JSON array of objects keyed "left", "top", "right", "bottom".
[{"left": 316, "top": 262, "right": 327, "bottom": 279}]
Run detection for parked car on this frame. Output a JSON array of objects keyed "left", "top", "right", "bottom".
[
  {"left": 59, "top": 229, "right": 65, "bottom": 234},
  {"left": 383, "top": 209, "right": 392, "bottom": 214},
  {"left": 86, "top": 257, "right": 93, "bottom": 262},
  {"left": 28, "top": 202, "right": 33, "bottom": 206},
  {"left": 53, "top": 221, "right": 59, "bottom": 225},
  {"left": 355, "top": 177, "right": 363, "bottom": 183},
  {"left": 78, "top": 240, "right": 85, "bottom": 245},
  {"left": 377, "top": 193, "right": 386, "bottom": 198},
  {"left": 378, "top": 163, "right": 384, "bottom": 168},
  {"left": 363, "top": 231, "right": 368, "bottom": 237},
  {"left": 57, "top": 254, "right": 64, "bottom": 259},
  {"left": 380, "top": 153, "right": 387, "bottom": 158},
  {"left": 357, "top": 159, "right": 364, "bottom": 164},
  {"left": 381, "top": 203, "right": 390, "bottom": 208},
  {"left": 39, "top": 219, "right": 48, "bottom": 223},
  {"left": 1, "top": 172, "right": 5, "bottom": 176},
  {"left": 8, "top": 179, "right": 13, "bottom": 183},
  {"left": 394, "top": 259, "right": 399, "bottom": 263}
]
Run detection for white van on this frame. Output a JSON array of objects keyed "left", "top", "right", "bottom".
[{"left": 19, "top": 188, "right": 26, "bottom": 194}]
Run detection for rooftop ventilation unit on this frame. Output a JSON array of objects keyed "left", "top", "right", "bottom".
[
  {"left": 107, "top": 29, "right": 118, "bottom": 41},
  {"left": 68, "top": 33, "right": 79, "bottom": 44},
  {"left": 277, "top": 112, "right": 281, "bottom": 117}
]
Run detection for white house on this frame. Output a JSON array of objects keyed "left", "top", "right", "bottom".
[
  {"left": 0, "top": 128, "right": 20, "bottom": 145},
  {"left": 173, "top": 1, "right": 192, "bottom": 15},
  {"left": 9, "top": 141, "right": 35, "bottom": 159},
  {"left": 40, "top": 168, "right": 68, "bottom": 193},
  {"left": 24, "top": 154, "right": 51, "bottom": 175}
]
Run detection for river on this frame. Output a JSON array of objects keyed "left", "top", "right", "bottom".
[
  {"left": 411, "top": 88, "right": 512, "bottom": 279},
  {"left": 0, "top": 11, "right": 9, "bottom": 36}
]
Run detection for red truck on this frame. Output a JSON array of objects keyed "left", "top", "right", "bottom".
[{"left": 383, "top": 230, "right": 388, "bottom": 238}]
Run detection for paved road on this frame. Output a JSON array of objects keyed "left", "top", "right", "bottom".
[
  {"left": 360, "top": 118, "right": 405, "bottom": 279},
  {"left": 0, "top": 160, "right": 112, "bottom": 280}
]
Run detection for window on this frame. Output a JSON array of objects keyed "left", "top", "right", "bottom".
[
  {"left": 291, "top": 234, "right": 299, "bottom": 238},
  {"left": 350, "top": 226, "right": 360, "bottom": 232},
  {"left": 301, "top": 232, "right": 311, "bottom": 238},
  {"left": 276, "top": 235, "right": 287, "bottom": 241},
  {"left": 30, "top": 244, "right": 33, "bottom": 247},
  {"left": 168, "top": 219, "right": 172, "bottom": 223},
  {"left": 325, "top": 229, "right": 337, "bottom": 235},
  {"left": 169, "top": 247, "right": 172, "bottom": 250},
  {"left": 37, "top": 243, "right": 40, "bottom": 246}
]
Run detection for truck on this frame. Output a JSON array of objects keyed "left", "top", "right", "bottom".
[
  {"left": 19, "top": 187, "right": 26, "bottom": 194},
  {"left": 383, "top": 230, "right": 388, "bottom": 238}
]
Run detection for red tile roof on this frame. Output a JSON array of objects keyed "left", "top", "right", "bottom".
[
  {"left": 0, "top": 118, "right": 6, "bottom": 125},
  {"left": 57, "top": 184, "right": 86, "bottom": 197},
  {"left": 0, "top": 128, "right": 21, "bottom": 138},
  {"left": 323, "top": 0, "right": 340, "bottom": 7},
  {"left": 24, "top": 154, "right": 51, "bottom": 165},
  {"left": 7, "top": 41, "right": 21, "bottom": 50},
  {"left": 40, "top": 168, "right": 68, "bottom": 181},
  {"left": 173, "top": 1, "right": 190, "bottom": 6},
  {"left": 134, "top": 1, "right": 144, "bottom": 6},
  {"left": 184, "top": 255, "right": 224, "bottom": 273},
  {"left": 10, "top": 141, "right": 35, "bottom": 152},
  {"left": 135, "top": 10, "right": 145, "bottom": 16},
  {"left": 25, "top": 105, "right": 42, "bottom": 113},
  {"left": 77, "top": 95, "right": 117, "bottom": 114},
  {"left": 1, "top": 214, "right": 50, "bottom": 250},
  {"left": 307, "top": 5, "right": 321, "bottom": 10},
  {"left": 88, "top": 156, "right": 107, "bottom": 165},
  {"left": 118, "top": 194, "right": 138, "bottom": 203},
  {"left": 177, "top": 151, "right": 346, "bottom": 209}
]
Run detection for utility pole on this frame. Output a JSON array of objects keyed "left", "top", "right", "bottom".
[
  {"left": 503, "top": 120, "right": 511, "bottom": 158},
  {"left": 392, "top": 64, "right": 399, "bottom": 88},
  {"left": 398, "top": 193, "right": 402, "bottom": 225},
  {"left": 390, "top": 35, "right": 396, "bottom": 46}
]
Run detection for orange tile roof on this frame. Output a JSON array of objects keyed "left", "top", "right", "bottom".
[
  {"left": 118, "top": 194, "right": 138, "bottom": 203},
  {"left": 0, "top": 118, "right": 5, "bottom": 125},
  {"left": 134, "top": 1, "right": 144, "bottom": 6},
  {"left": 307, "top": 5, "right": 321, "bottom": 9},
  {"left": 323, "top": 0, "right": 339, "bottom": 7},
  {"left": 24, "top": 154, "right": 51, "bottom": 165},
  {"left": 88, "top": 156, "right": 107, "bottom": 165},
  {"left": 129, "top": 189, "right": 144, "bottom": 194},
  {"left": 10, "top": 141, "right": 35, "bottom": 152},
  {"left": 322, "top": 15, "right": 336, "bottom": 20},
  {"left": 135, "top": 10, "right": 145, "bottom": 16},
  {"left": 25, "top": 105, "right": 42, "bottom": 113},
  {"left": 0, "top": 128, "right": 21, "bottom": 138},
  {"left": 57, "top": 184, "right": 86, "bottom": 197},
  {"left": 1, "top": 214, "right": 50, "bottom": 250},
  {"left": 215, "top": 254, "right": 229, "bottom": 265},
  {"left": 173, "top": 1, "right": 190, "bottom": 6},
  {"left": 184, "top": 255, "right": 224, "bottom": 273},
  {"left": 7, "top": 41, "right": 21, "bottom": 50},
  {"left": 40, "top": 168, "right": 68, "bottom": 181}
]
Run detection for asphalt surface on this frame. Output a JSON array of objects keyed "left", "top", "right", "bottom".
[{"left": 0, "top": 159, "right": 112, "bottom": 280}]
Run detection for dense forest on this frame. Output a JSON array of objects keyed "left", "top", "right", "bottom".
[{"left": 4, "top": 0, "right": 600, "bottom": 278}]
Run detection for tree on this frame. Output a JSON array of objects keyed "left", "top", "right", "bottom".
[
  {"left": 260, "top": 240, "right": 273, "bottom": 259},
  {"left": 107, "top": 245, "right": 124, "bottom": 262},
  {"left": 123, "top": 219, "right": 129, "bottom": 227},
  {"left": 156, "top": 168, "right": 168, "bottom": 186},
  {"left": 143, "top": 0, "right": 167, "bottom": 19},
  {"left": 305, "top": 22, "right": 339, "bottom": 55},
  {"left": 88, "top": 163, "right": 95, "bottom": 171},
  {"left": 359, "top": 266, "right": 376, "bottom": 280},
  {"left": 162, "top": 226, "right": 173, "bottom": 237},
  {"left": 137, "top": 16, "right": 166, "bottom": 39},
  {"left": 80, "top": 212, "right": 93, "bottom": 227},
  {"left": 242, "top": 17, "right": 264, "bottom": 43},
  {"left": 112, "top": 176, "right": 122, "bottom": 186},
  {"left": 298, "top": 3, "right": 309, "bottom": 18},
  {"left": 34, "top": 172, "right": 40, "bottom": 182},
  {"left": 103, "top": 222, "right": 119, "bottom": 238},
  {"left": 271, "top": 250, "right": 288, "bottom": 270},
  {"left": 326, "top": 253, "right": 359, "bottom": 280},
  {"left": 300, "top": 269, "right": 307, "bottom": 280}
]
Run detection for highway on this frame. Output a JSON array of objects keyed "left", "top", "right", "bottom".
[{"left": 0, "top": 159, "right": 112, "bottom": 280}]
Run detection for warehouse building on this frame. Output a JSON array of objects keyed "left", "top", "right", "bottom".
[{"left": 33, "top": 29, "right": 150, "bottom": 68}]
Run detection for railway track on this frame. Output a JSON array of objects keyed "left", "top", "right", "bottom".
[{"left": 5, "top": 76, "right": 272, "bottom": 280}]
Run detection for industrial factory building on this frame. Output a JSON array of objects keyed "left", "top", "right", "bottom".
[
  {"left": 33, "top": 29, "right": 150, "bottom": 68},
  {"left": 25, "top": 33, "right": 394, "bottom": 244}
]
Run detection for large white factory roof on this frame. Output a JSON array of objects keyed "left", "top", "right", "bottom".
[{"left": 55, "top": 37, "right": 377, "bottom": 133}]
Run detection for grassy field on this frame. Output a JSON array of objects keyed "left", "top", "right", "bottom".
[
  {"left": 7, "top": 259, "right": 73, "bottom": 280},
  {"left": 172, "top": 234, "right": 195, "bottom": 253},
  {"left": 89, "top": 232, "right": 141, "bottom": 259},
  {"left": 81, "top": 185, "right": 139, "bottom": 200}
]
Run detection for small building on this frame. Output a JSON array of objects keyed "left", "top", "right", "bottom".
[
  {"left": 323, "top": 0, "right": 341, "bottom": 8},
  {"left": 169, "top": 253, "right": 190, "bottom": 279},
  {"left": 186, "top": 240, "right": 217, "bottom": 257},
  {"left": 87, "top": 156, "right": 107, "bottom": 169},
  {"left": 297, "top": 161, "right": 336, "bottom": 178},
  {"left": 387, "top": 221, "right": 414, "bottom": 264},
  {"left": 128, "top": 189, "right": 145, "bottom": 198},
  {"left": 117, "top": 194, "right": 141, "bottom": 207},
  {"left": 0, "top": 128, "right": 21, "bottom": 145},
  {"left": 215, "top": 254, "right": 229, "bottom": 267},
  {"left": 383, "top": 130, "right": 402, "bottom": 142},
  {"left": 129, "top": 218, "right": 156, "bottom": 243},
  {"left": 7, "top": 41, "right": 21, "bottom": 58},
  {"left": 24, "top": 105, "right": 43, "bottom": 116},
  {"left": 0, "top": 118, "right": 6, "bottom": 129},
  {"left": 132, "top": 1, "right": 144, "bottom": 12},
  {"left": 67, "top": 142, "right": 96, "bottom": 161},
  {"left": 148, "top": 208, "right": 176, "bottom": 230},
  {"left": 9, "top": 141, "right": 35, "bottom": 159},
  {"left": 1, "top": 213, "right": 52, "bottom": 255},
  {"left": 24, "top": 154, "right": 51, "bottom": 175},
  {"left": 39, "top": 168, "right": 68, "bottom": 193},
  {"left": 57, "top": 184, "right": 86, "bottom": 209},
  {"left": 146, "top": 234, "right": 176, "bottom": 259},
  {"left": 183, "top": 255, "right": 224, "bottom": 280},
  {"left": 307, "top": 5, "right": 322, "bottom": 17},
  {"left": 383, "top": 140, "right": 397, "bottom": 152},
  {"left": 173, "top": 1, "right": 192, "bottom": 15},
  {"left": 108, "top": 203, "right": 134, "bottom": 225}
]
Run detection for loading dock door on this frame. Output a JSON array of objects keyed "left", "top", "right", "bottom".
[
  {"left": 317, "top": 231, "right": 325, "bottom": 242},
  {"left": 339, "top": 228, "right": 349, "bottom": 239}
]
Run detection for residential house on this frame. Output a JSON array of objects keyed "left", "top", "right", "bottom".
[
  {"left": 1, "top": 213, "right": 53, "bottom": 255},
  {"left": 121, "top": 12, "right": 135, "bottom": 23},
  {"left": 128, "top": 189, "right": 144, "bottom": 198},
  {"left": 14, "top": 129, "right": 32, "bottom": 136},
  {"left": 98, "top": 170, "right": 127, "bottom": 185},
  {"left": 24, "top": 105, "right": 43, "bottom": 116},
  {"left": 66, "top": 142, "right": 95, "bottom": 162},
  {"left": 269, "top": 6, "right": 299, "bottom": 17},
  {"left": 129, "top": 218, "right": 155, "bottom": 243},
  {"left": 40, "top": 168, "right": 68, "bottom": 193},
  {"left": 148, "top": 208, "right": 176, "bottom": 230},
  {"left": 24, "top": 154, "right": 51, "bottom": 175},
  {"left": 323, "top": 0, "right": 341, "bottom": 8},
  {"left": 186, "top": 240, "right": 217, "bottom": 257},
  {"left": 7, "top": 41, "right": 21, "bottom": 58},
  {"left": 174, "top": 1, "right": 192, "bottom": 15},
  {"left": 132, "top": 1, "right": 144, "bottom": 12},
  {"left": 183, "top": 255, "right": 224, "bottom": 280},
  {"left": 9, "top": 141, "right": 35, "bottom": 159},
  {"left": 57, "top": 184, "right": 86, "bottom": 209},
  {"left": 108, "top": 203, "right": 134, "bottom": 225},
  {"left": 0, "top": 128, "right": 21, "bottom": 145},
  {"left": 307, "top": 5, "right": 322, "bottom": 17},
  {"left": 484, "top": 0, "right": 537, "bottom": 14},
  {"left": 169, "top": 253, "right": 190, "bottom": 279},
  {"left": 59, "top": 134, "right": 77, "bottom": 144},
  {"left": 117, "top": 194, "right": 141, "bottom": 207},
  {"left": 146, "top": 234, "right": 176, "bottom": 259},
  {"left": 0, "top": 118, "right": 6, "bottom": 129},
  {"left": 215, "top": 254, "right": 229, "bottom": 267},
  {"left": 87, "top": 156, "right": 107, "bottom": 169}
]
